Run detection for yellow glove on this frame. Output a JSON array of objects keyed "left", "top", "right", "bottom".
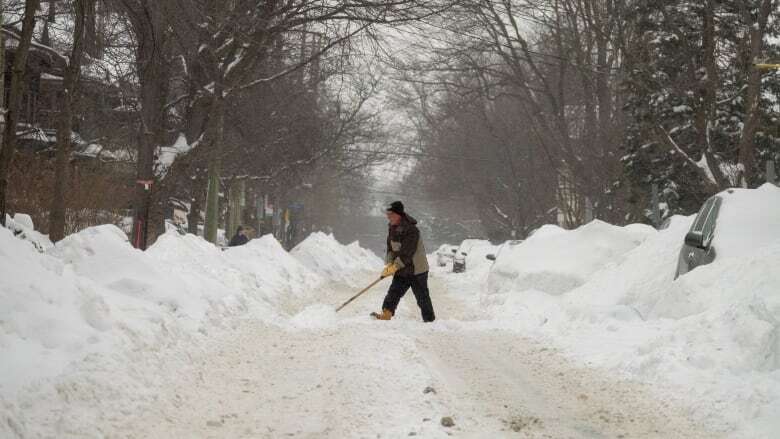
[{"left": 381, "top": 263, "right": 399, "bottom": 278}]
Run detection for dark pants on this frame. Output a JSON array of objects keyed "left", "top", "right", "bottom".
[{"left": 382, "top": 271, "right": 436, "bottom": 322}]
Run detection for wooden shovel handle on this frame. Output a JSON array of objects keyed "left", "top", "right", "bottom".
[{"left": 335, "top": 276, "right": 385, "bottom": 312}]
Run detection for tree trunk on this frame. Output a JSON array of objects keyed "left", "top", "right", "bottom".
[
  {"left": 696, "top": 0, "right": 728, "bottom": 190},
  {"left": 127, "top": 1, "right": 168, "bottom": 249},
  {"left": 0, "top": 0, "right": 40, "bottom": 226},
  {"left": 204, "top": 94, "right": 225, "bottom": 244},
  {"left": 0, "top": 1, "right": 5, "bottom": 137},
  {"left": 188, "top": 173, "right": 206, "bottom": 235},
  {"left": 50, "top": 0, "right": 93, "bottom": 242},
  {"left": 132, "top": 77, "right": 165, "bottom": 249},
  {"left": 736, "top": 0, "right": 773, "bottom": 188},
  {"left": 226, "top": 177, "right": 236, "bottom": 241}
]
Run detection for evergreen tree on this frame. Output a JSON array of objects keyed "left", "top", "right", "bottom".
[{"left": 621, "top": 0, "right": 780, "bottom": 222}]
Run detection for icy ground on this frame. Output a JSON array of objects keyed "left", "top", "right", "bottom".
[{"left": 2, "top": 185, "right": 780, "bottom": 438}]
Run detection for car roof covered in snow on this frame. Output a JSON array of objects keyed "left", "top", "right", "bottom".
[{"left": 711, "top": 183, "right": 780, "bottom": 259}]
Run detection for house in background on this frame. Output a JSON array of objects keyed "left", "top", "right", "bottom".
[{"left": 1, "top": 20, "right": 137, "bottom": 235}]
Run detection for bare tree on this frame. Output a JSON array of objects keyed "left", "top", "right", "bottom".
[
  {"left": 114, "top": 0, "right": 170, "bottom": 249},
  {"left": 386, "top": 0, "right": 632, "bottom": 233},
  {"left": 0, "top": 0, "right": 40, "bottom": 226},
  {"left": 161, "top": 0, "right": 453, "bottom": 243},
  {"left": 49, "top": 0, "right": 97, "bottom": 242}
]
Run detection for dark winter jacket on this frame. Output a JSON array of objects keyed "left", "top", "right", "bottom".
[
  {"left": 386, "top": 214, "right": 429, "bottom": 277},
  {"left": 229, "top": 233, "right": 249, "bottom": 247}
]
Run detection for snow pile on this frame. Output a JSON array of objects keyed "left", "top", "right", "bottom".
[
  {"left": 10, "top": 213, "right": 34, "bottom": 230},
  {"left": 3, "top": 213, "right": 53, "bottom": 252},
  {"left": 488, "top": 220, "right": 653, "bottom": 296},
  {"left": 291, "top": 232, "right": 382, "bottom": 286},
  {"left": 708, "top": 186, "right": 780, "bottom": 259},
  {"left": 427, "top": 243, "right": 454, "bottom": 269},
  {"left": 224, "top": 235, "right": 323, "bottom": 298},
  {"left": 0, "top": 223, "right": 379, "bottom": 423},
  {"left": 49, "top": 225, "right": 255, "bottom": 330},
  {"left": 346, "top": 240, "right": 381, "bottom": 266},
  {"left": 481, "top": 184, "right": 780, "bottom": 437},
  {"left": 460, "top": 240, "right": 498, "bottom": 274},
  {"left": 0, "top": 226, "right": 109, "bottom": 396},
  {"left": 146, "top": 231, "right": 275, "bottom": 322},
  {"left": 1, "top": 225, "right": 248, "bottom": 400}
]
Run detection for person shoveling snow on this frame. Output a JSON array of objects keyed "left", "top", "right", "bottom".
[{"left": 372, "top": 201, "right": 436, "bottom": 322}]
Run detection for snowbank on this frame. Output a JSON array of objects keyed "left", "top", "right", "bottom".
[
  {"left": 291, "top": 232, "right": 382, "bottom": 286},
  {"left": 3, "top": 213, "right": 53, "bottom": 252},
  {"left": 488, "top": 220, "right": 652, "bottom": 296},
  {"left": 0, "top": 226, "right": 108, "bottom": 396},
  {"left": 0, "top": 224, "right": 378, "bottom": 422},
  {"left": 479, "top": 184, "right": 780, "bottom": 437},
  {"left": 223, "top": 235, "right": 323, "bottom": 298},
  {"left": 1, "top": 226, "right": 237, "bottom": 400}
]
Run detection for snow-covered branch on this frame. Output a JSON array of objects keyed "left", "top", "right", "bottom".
[{"left": 656, "top": 125, "right": 719, "bottom": 187}]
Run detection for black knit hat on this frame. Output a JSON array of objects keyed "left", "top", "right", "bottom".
[{"left": 386, "top": 201, "right": 404, "bottom": 215}]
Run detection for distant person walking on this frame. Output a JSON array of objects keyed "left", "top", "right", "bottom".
[
  {"left": 229, "top": 225, "right": 249, "bottom": 247},
  {"left": 374, "top": 201, "right": 436, "bottom": 322}
]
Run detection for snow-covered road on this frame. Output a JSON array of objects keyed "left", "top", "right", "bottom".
[{"left": 113, "top": 275, "right": 717, "bottom": 439}]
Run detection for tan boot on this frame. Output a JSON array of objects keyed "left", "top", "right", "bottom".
[{"left": 372, "top": 309, "right": 393, "bottom": 320}]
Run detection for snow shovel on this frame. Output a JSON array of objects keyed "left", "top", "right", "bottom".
[{"left": 335, "top": 276, "right": 386, "bottom": 312}]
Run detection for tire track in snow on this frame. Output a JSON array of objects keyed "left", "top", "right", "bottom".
[
  {"left": 69, "top": 276, "right": 721, "bottom": 438},
  {"left": 410, "top": 326, "right": 718, "bottom": 438},
  {"left": 119, "top": 320, "right": 452, "bottom": 438}
]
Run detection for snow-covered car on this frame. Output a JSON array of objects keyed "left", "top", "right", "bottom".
[
  {"left": 675, "top": 185, "right": 780, "bottom": 279},
  {"left": 453, "top": 238, "right": 492, "bottom": 273},
  {"left": 435, "top": 244, "right": 458, "bottom": 267},
  {"left": 485, "top": 240, "right": 523, "bottom": 262}
]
